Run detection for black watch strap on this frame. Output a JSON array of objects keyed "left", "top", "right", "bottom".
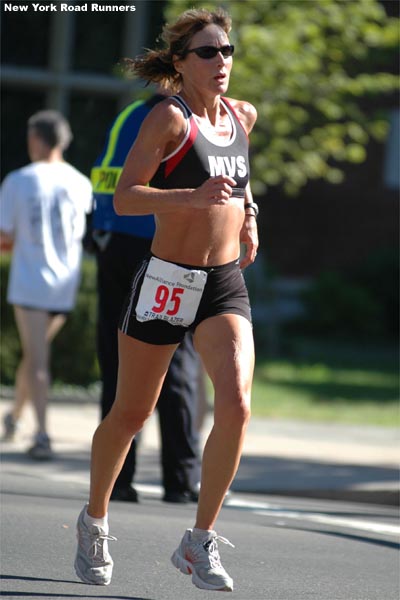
[{"left": 244, "top": 202, "right": 259, "bottom": 218}]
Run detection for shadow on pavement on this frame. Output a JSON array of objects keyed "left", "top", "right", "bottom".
[{"left": 1, "top": 574, "right": 151, "bottom": 599}]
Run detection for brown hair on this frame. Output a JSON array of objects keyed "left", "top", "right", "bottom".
[{"left": 124, "top": 8, "right": 232, "bottom": 92}]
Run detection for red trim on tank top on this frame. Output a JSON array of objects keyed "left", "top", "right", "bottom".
[{"left": 165, "top": 117, "right": 199, "bottom": 177}]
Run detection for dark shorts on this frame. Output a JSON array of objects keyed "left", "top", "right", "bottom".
[{"left": 118, "top": 254, "right": 252, "bottom": 345}]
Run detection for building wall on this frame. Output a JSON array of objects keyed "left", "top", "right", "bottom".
[
  {"left": 1, "top": 1, "right": 165, "bottom": 178},
  {"left": 260, "top": 137, "right": 398, "bottom": 278}
]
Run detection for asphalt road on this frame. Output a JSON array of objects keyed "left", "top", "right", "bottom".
[{"left": 1, "top": 452, "right": 399, "bottom": 600}]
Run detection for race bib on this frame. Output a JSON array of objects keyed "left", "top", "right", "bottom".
[{"left": 135, "top": 257, "right": 208, "bottom": 327}]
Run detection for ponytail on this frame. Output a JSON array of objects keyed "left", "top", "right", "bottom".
[{"left": 122, "top": 49, "right": 181, "bottom": 92}]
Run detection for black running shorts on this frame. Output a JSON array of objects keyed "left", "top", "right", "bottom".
[{"left": 118, "top": 254, "right": 252, "bottom": 345}]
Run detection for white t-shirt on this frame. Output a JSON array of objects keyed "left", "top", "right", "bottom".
[{"left": 0, "top": 161, "right": 93, "bottom": 311}]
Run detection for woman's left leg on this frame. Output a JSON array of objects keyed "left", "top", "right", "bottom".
[
  {"left": 171, "top": 313, "right": 254, "bottom": 591},
  {"left": 193, "top": 313, "right": 254, "bottom": 531}
]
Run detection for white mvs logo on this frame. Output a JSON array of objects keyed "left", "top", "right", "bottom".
[{"left": 208, "top": 155, "right": 247, "bottom": 178}]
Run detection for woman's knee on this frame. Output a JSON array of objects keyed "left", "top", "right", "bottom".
[
  {"left": 215, "top": 391, "right": 251, "bottom": 431},
  {"left": 109, "top": 402, "right": 153, "bottom": 435}
]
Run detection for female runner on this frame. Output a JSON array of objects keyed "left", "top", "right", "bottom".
[{"left": 75, "top": 7, "right": 258, "bottom": 592}]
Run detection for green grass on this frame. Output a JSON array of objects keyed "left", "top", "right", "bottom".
[{"left": 250, "top": 337, "right": 399, "bottom": 426}]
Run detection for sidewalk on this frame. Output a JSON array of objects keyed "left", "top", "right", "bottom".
[{"left": 1, "top": 392, "right": 399, "bottom": 506}]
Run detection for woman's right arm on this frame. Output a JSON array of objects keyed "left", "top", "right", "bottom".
[{"left": 114, "top": 101, "right": 235, "bottom": 217}]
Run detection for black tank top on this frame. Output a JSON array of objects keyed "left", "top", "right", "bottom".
[{"left": 150, "top": 95, "right": 250, "bottom": 199}]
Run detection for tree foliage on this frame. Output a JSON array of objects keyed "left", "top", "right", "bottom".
[{"left": 165, "top": 0, "right": 399, "bottom": 194}]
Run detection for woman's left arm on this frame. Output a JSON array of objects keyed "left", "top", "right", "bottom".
[
  {"left": 240, "top": 182, "right": 259, "bottom": 269},
  {"left": 229, "top": 99, "right": 259, "bottom": 269}
]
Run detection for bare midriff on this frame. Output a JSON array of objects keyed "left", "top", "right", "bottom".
[{"left": 151, "top": 197, "right": 244, "bottom": 267}]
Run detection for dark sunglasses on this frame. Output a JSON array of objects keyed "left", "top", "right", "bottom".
[{"left": 185, "top": 44, "right": 234, "bottom": 59}]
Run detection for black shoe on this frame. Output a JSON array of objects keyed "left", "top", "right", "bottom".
[
  {"left": 110, "top": 486, "right": 139, "bottom": 503},
  {"left": 188, "top": 488, "right": 199, "bottom": 502},
  {"left": 163, "top": 491, "right": 192, "bottom": 504}
]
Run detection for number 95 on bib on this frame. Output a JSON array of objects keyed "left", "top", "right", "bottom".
[{"left": 135, "top": 257, "right": 208, "bottom": 327}]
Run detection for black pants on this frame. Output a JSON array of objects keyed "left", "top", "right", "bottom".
[{"left": 96, "top": 231, "right": 201, "bottom": 494}]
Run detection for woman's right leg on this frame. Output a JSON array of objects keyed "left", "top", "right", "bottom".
[
  {"left": 87, "top": 330, "right": 178, "bottom": 518},
  {"left": 75, "top": 331, "right": 178, "bottom": 586}
]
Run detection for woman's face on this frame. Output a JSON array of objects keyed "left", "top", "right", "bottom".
[{"left": 176, "top": 24, "right": 233, "bottom": 96}]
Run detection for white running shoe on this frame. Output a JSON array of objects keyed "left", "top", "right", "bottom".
[
  {"left": 74, "top": 506, "right": 116, "bottom": 586},
  {"left": 171, "top": 528, "right": 234, "bottom": 591}
]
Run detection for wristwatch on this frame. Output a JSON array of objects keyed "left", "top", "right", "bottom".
[{"left": 244, "top": 202, "right": 259, "bottom": 219}]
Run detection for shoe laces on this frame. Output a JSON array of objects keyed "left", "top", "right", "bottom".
[
  {"left": 196, "top": 533, "right": 235, "bottom": 570},
  {"left": 84, "top": 528, "right": 117, "bottom": 561}
]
